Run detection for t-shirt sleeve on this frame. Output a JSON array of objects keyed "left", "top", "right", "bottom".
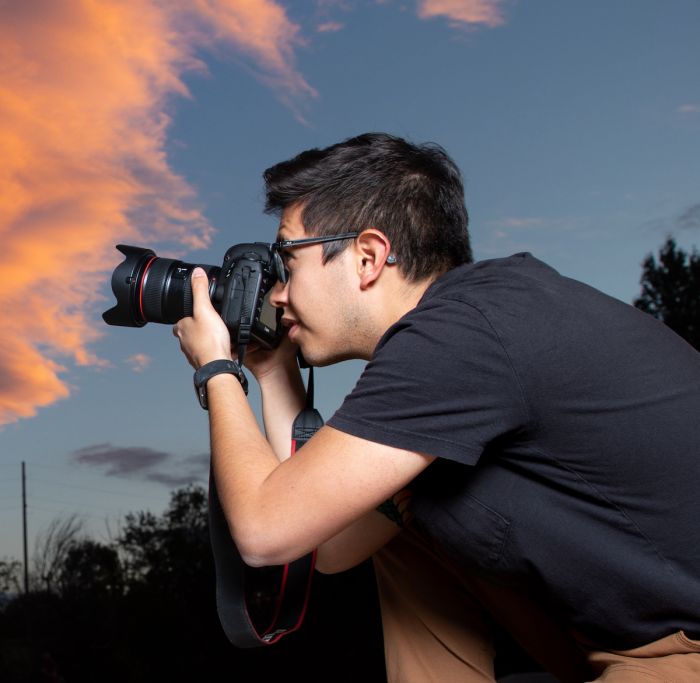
[{"left": 327, "top": 295, "right": 529, "bottom": 465}]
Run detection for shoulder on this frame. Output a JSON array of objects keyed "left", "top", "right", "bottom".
[{"left": 376, "top": 253, "right": 555, "bottom": 349}]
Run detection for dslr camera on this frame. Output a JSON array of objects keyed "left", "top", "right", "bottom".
[{"left": 103, "top": 243, "right": 283, "bottom": 351}]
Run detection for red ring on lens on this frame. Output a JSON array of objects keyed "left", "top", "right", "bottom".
[{"left": 138, "top": 256, "right": 158, "bottom": 323}]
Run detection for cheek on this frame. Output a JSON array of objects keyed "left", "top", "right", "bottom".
[
  {"left": 286, "top": 273, "right": 311, "bottom": 313},
  {"left": 288, "top": 262, "right": 340, "bottom": 318},
  {"left": 289, "top": 264, "right": 319, "bottom": 296}
]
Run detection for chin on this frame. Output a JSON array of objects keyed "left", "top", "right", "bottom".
[
  {"left": 298, "top": 341, "right": 354, "bottom": 367},
  {"left": 298, "top": 348, "right": 330, "bottom": 367}
]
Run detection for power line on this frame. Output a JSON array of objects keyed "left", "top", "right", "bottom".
[
  {"left": 27, "top": 497, "right": 134, "bottom": 514},
  {"left": 26, "top": 505, "right": 128, "bottom": 521},
  {"left": 28, "top": 476, "right": 164, "bottom": 499}
]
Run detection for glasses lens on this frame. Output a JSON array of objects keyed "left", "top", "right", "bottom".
[{"left": 272, "top": 250, "right": 288, "bottom": 284}]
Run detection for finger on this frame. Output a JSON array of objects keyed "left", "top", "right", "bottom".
[{"left": 190, "top": 267, "right": 212, "bottom": 316}]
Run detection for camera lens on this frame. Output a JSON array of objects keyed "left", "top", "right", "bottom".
[
  {"left": 140, "top": 257, "right": 220, "bottom": 323},
  {"left": 103, "top": 245, "right": 220, "bottom": 327}
]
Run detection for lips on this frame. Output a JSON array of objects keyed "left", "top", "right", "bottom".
[{"left": 282, "top": 316, "right": 300, "bottom": 341}]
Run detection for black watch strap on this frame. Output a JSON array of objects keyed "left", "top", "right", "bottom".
[{"left": 193, "top": 359, "right": 248, "bottom": 409}]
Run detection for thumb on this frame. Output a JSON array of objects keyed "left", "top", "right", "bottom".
[{"left": 190, "top": 267, "right": 212, "bottom": 314}]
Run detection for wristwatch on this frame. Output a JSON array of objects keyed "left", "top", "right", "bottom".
[{"left": 193, "top": 359, "right": 248, "bottom": 409}]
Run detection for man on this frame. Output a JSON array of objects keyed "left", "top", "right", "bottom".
[{"left": 174, "top": 133, "right": 700, "bottom": 681}]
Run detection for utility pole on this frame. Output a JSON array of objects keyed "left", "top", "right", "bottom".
[{"left": 22, "top": 461, "right": 29, "bottom": 593}]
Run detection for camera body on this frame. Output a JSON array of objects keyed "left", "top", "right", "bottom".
[
  {"left": 217, "top": 243, "right": 280, "bottom": 349},
  {"left": 102, "top": 242, "right": 283, "bottom": 350}
]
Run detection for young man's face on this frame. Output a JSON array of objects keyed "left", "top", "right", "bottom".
[{"left": 270, "top": 204, "right": 363, "bottom": 366}]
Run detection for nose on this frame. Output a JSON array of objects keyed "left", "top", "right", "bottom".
[{"left": 270, "top": 278, "right": 288, "bottom": 308}]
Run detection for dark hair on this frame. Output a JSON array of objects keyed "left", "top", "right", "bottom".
[{"left": 263, "top": 132, "right": 472, "bottom": 281}]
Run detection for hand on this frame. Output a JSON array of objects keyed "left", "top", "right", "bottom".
[
  {"left": 244, "top": 334, "right": 300, "bottom": 383},
  {"left": 173, "top": 267, "right": 232, "bottom": 369}
]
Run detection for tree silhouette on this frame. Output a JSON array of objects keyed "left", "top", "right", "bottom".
[
  {"left": 117, "top": 484, "right": 209, "bottom": 592},
  {"left": 634, "top": 237, "right": 700, "bottom": 350},
  {"left": 58, "top": 540, "right": 123, "bottom": 598},
  {"left": 0, "top": 485, "right": 386, "bottom": 683},
  {"left": 32, "top": 514, "right": 85, "bottom": 593}
]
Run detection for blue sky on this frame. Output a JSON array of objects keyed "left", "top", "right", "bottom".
[{"left": 1, "top": 0, "right": 699, "bottom": 563}]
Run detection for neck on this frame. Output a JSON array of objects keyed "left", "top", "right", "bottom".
[{"left": 359, "top": 271, "right": 441, "bottom": 360}]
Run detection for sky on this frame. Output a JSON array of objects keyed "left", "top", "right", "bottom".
[{"left": 1, "top": 0, "right": 699, "bottom": 563}]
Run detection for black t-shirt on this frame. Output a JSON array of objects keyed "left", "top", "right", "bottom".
[{"left": 328, "top": 253, "right": 700, "bottom": 649}]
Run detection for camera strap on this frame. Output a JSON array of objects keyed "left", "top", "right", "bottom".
[{"left": 209, "top": 366, "right": 322, "bottom": 647}]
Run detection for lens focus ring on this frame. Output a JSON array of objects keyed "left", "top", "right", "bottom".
[
  {"left": 182, "top": 279, "right": 193, "bottom": 318},
  {"left": 141, "top": 258, "right": 175, "bottom": 323}
]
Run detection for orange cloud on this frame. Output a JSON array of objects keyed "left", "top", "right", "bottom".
[
  {"left": 184, "top": 0, "right": 317, "bottom": 110},
  {"left": 416, "top": 0, "right": 505, "bottom": 28},
  {"left": 0, "top": 0, "right": 313, "bottom": 426}
]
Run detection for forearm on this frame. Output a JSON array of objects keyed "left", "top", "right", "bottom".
[
  {"left": 206, "top": 373, "right": 299, "bottom": 565},
  {"left": 207, "top": 372, "right": 352, "bottom": 566},
  {"left": 257, "top": 362, "right": 306, "bottom": 461}
]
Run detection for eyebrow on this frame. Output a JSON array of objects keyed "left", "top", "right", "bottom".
[{"left": 275, "top": 221, "right": 291, "bottom": 242}]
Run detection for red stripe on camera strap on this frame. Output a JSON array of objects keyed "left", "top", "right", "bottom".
[{"left": 209, "top": 366, "right": 322, "bottom": 647}]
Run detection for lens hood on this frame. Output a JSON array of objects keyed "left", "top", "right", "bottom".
[{"left": 102, "top": 244, "right": 155, "bottom": 327}]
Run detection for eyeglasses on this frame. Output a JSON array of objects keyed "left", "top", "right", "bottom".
[{"left": 270, "top": 232, "right": 359, "bottom": 284}]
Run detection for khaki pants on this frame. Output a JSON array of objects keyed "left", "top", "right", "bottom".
[{"left": 373, "top": 531, "right": 700, "bottom": 682}]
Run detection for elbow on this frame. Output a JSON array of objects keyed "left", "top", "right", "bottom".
[
  {"left": 234, "top": 522, "right": 308, "bottom": 568},
  {"left": 236, "top": 536, "right": 289, "bottom": 568},
  {"left": 236, "top": 537, "right": 271, "bottom": 567},
  {"left": 239, "top": 551, "right": 274, "bottom": 569},
  {"left": 239, "top": 545, "right": 293, "bottom": 569}
]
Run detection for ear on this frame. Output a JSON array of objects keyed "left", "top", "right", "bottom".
[{"left": 354, "top": 229, "right": 393, "bottom": 290}]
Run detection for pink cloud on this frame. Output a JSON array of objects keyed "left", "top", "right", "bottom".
[
  {"left": 0, "top": 0, "right": 314, "bottom": 426},
  {"left": 126, "top": 354, "right": 152, "bottom": 373},
  {"left": 317, "top": 21, "right": 345, "bottom": 33},
  {"left": 416, "top": 0, "right": 505, "bottom": 28}
]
